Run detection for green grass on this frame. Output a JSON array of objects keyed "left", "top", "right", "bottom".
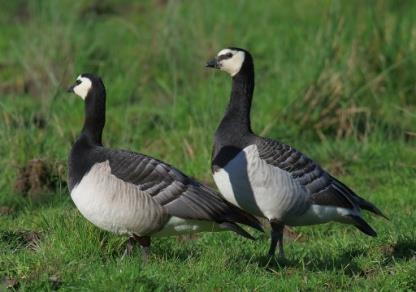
[{"left": 1, "top": 0, "right": 415, "bottom": 290}]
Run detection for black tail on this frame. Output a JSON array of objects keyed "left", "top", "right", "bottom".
[
  {"left": 347, "top": 215, "right": 377, "bottom": 237},
  {"left": 219, "top": 222, "right": 256, "bottom": 240},
  {"left": 331, "top": 176, "right": 388, "bottom": 219},
  {"left": 222, "top": 202, "right": 264, "bottom": 235},
  {"left": 350, "top": 195, "right": 389, "bottom": 220}
]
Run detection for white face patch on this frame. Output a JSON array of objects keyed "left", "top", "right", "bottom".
[
  {"left": 217, "top": 49, "right": 245, "bottom": 76},
  {"left": 73, "top": 76, "right": 92, "bottom": 100}
]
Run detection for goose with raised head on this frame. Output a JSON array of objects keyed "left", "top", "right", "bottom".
[
  {"left": 66, "top": 73, "right": 263, "bottom": 258},
  {"left": 206, "top": 48, "right": 387, "bottom": 258}
]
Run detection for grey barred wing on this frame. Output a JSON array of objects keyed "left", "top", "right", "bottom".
[
  {"left": 106, "top": 149, "right": 190, "bottom": 206},
  {"left": 256, "top": 138, "right": 355, "bottom": 209},
  {"left": 105, "top": 149, "right": 263, "bottom": 231}
]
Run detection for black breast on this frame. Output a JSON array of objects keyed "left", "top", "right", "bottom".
[
  {"left": 68, "top": 136, "right": 106, "bottom": 191},
  {"left": 211, "top": 145, "right": 243, "bottom": 172},
  {"left": 211, "top": 132, "right": 256, "bottom": 172}
]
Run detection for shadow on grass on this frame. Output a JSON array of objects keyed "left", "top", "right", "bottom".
[
  {"left": 243, "top": 237, "right": 416, "bottom": 276},
  {"left": 391, "top": 238, "right": 416, "bottom": 260},
  {"left": 110, "top": 236, "right": 203, "bottom": 263},
  {"left": 379, "top": 236, "right": 416, "bottom": 262},
  {"left": 244, "top": 247, "right": 368, "bottom": 276}
]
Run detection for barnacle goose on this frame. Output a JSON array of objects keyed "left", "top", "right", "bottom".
[
  {"left": 66, "top": 73, "right": 263, "bottom": 257},
  {"left": 206, "top": 48, "right": 387, "bottom": 258}
]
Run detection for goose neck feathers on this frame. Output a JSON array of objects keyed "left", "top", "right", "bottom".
[
  {"left": 68, "top": 74, "right": 106, "bottom": 190},
  {"left": 219, "top": 50, "right": 255, "bottom": 136},
  {"left": 82, "top": 75, "right": 106, "bottom": 146}
]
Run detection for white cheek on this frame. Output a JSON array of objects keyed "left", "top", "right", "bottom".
[
  {"left": 220, "top": 52, "right": 245, "bottom": 76},
  {"left": 73, "top": 79, "right": 92, "bottom": 100}
]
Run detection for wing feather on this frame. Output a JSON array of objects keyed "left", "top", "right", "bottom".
[
  {"left": 256, "top": 138, "right": 356, "bottom": 210},
  {"left": 104, "top": 148, "right": 263, "bottom": 232}
]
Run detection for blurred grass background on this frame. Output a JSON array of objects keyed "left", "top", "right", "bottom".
[{"left": 0, "top": 0, "right": 415, "bottom": 290}]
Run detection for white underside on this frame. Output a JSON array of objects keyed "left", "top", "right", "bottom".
[
  {"left": 71, "top": 161, "right": 224, "bottom": 237},
  {"left": 213, "top": 145, "right": 354, "bottom": 226},
  {"left": 285, "top": 204, "right": 353, "bottom": 226},
  {"left": 70, "top": 161, "right": 164, "bottom": 236},
  {"left": 153, "top": 217, "right": 220, "bottom": 237}
]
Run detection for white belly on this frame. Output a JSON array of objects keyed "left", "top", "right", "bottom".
[
  {"left": 213, "top": 145, "right": 310, "bottom": 221},
  {"left": 70, "top": 161, "right": 166, "bottom": 236}
]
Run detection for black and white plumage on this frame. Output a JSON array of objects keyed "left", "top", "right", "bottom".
[
  {"left": 67, "top": 73, "right": 263, "bottom": 256},
  {"left": 206, "top": 48, "right": 387, "bottom": 257}
]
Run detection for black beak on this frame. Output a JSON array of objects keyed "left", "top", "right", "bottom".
[
  {"left": 205, "top": 58, "right": 219, "bottom": 69},
  {"left": 67, "top": 84, "right": 75, "bottom": 93}
]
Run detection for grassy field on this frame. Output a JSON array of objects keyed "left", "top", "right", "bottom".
[{"left": 1, "top": 0, "right": 415, "bottom": 290}]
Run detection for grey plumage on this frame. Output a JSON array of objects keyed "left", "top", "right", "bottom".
[
  {"left": 256, "top": 137, "right": 386, "bottom": 218},
  {"left": 107, "top": 148, "right": 263, "bottom": 233}
]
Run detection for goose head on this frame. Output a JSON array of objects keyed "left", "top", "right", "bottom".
[
  {"left": 205, "top": 47, "right": 252, "bottom": 77},
  {"left": 67, "top": 73, "right": 104, "bottom": 100}
]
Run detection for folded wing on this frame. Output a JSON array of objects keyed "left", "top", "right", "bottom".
[
  {"left": 256, "top": 137, "right": 385, "bottom": 217},
  {"left": 106, "top": 149, "right": 263, "bottom": 237}
]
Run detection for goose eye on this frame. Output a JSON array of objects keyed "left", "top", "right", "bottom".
[{"left": 218, "top": 52, "right": 233, "bottom": 61}]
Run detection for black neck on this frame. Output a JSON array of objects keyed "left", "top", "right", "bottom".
[
  {"left": 218, "top": 57, "right": 254, "bottom": 136},
  {"left": 81, "top": 85, "right": 106, "bottom": 145}
]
